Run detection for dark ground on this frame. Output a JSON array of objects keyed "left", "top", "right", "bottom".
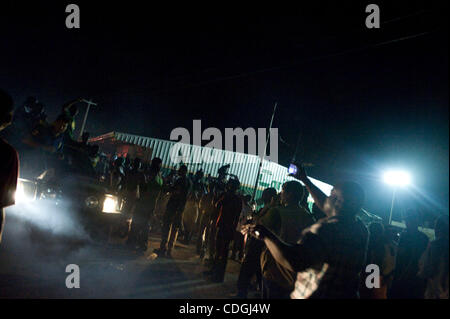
[{"left": 0, "top": 210, "right": 256, "bottom": 299}]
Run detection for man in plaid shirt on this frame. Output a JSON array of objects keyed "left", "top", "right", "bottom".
[{"left": 244, "top": 165, "right": 368, "bottom": 299}]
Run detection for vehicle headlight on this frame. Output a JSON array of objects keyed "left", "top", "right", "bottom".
[
  {"left": 102, "top": 194, "right": 121, "bottom": 214},
  {"left": 85, "top": 196, "right": 99, "bottom": 208},
  {"left": 15, "top": 179, "right": 37, "bottom": 204},
  {"left": 14, "top": 181, "right": 26, "bottom": 204}
]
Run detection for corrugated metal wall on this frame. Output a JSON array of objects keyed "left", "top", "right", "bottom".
[{"left": 96, "top": 132, "right": 333, "bottom": 196}]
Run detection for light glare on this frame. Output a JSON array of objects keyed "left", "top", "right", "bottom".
[
  {"left": 14, "top": 182, "right": 27, "bottom": 204},
  {"left": 383, "top": 170, "right": 411, "bottom": 186},
  {"left": 102, "top": 195, "right": 120, "bottom": 214}
]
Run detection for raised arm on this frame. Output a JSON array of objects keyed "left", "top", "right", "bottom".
[{"left": 290, "top": 164, "right": 329, "bottom": 216}]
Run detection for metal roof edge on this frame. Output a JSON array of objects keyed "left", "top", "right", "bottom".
[
  {"left": 88, "top": 131, "right": 116, "bottom": 143},
  {"left": 91, "top": 131, "right": 334, "bottom": 191}
]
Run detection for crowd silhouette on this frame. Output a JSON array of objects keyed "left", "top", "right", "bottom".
[{"left": 0, "top": 89, "right": 448, "bottom": 299}]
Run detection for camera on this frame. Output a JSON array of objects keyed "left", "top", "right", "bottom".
[{"left": 288, "top": 163, "right": 298, "bottom": 175}]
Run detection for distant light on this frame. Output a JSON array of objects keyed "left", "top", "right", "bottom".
[{"left": 383, "top": 170, "right": 411, "bottom": 187}]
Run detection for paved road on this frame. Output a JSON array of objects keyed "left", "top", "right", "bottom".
[{"left": 0, "top": 213, "right": 257, "bottom": 299}]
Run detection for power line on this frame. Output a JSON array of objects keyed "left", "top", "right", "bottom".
[
  {"left": 152, "top": 28, "right": 440, "bottom": 92},
  {"left": 92, "top": 9, "right": 444, "bottom": 97}
]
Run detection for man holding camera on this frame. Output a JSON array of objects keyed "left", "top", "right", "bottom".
[
  {"left": 258, "top": 181, "right": 314, "bottom": 298},
  {"left": 244, "top": 165, "right": 368, "bottom": 299}
]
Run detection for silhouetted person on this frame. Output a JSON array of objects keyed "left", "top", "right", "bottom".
[
  {"left": 231, "top": 194, "right": 253, "bottom": 262},
  {"left": 196, "top": 183, "right": 216, "bottom": 257},
  {"left": 124, "top": 156, "right": 132, "bottom": 174},
  {"left": 8, "top": 96, "right": 46, "bottom": 143},
  {"left": 419, "top": 215, "right": 449, "bottom": 299},
  {"left": 311, "top": 202, "right": 326, "bottom": 222},
  {"left": 245, "top": 165, "right": 369, "bottom": 299},
  {"left": 205, "top": 178, "right": 242, "bottom": 283},
  {"left": 359, "top": 222, "right": 396, "bottom": 299},
  {"left": 3, "top": 97, "right": 45, "bottom": 176},
  {"left": 95, "top": 154, "right": 110, "bottom": 180},
  {"left": 181, "top": 170, "right": 205, "bottom": 244},
  {"left": 61, "top": 98, "right": 82, "bottom": 141},
  {"left": 23, "top": 114, "right": 70, "bottom": 153},
  {"left": 211, "top": 164, "right": 229, "bottom": 200},
  {"left": 155, "top": 165, "right": 190, "bottom": 258},
  {"left": 128, "top": 158, "right": 163, "bottom": 251},
  {"left": 124, "top": 158, "right": 146, "bottom": 248},
  {"left": 389, "top": 209, "right": 429, "bottom": 299},
  {"left": 0, "top": 89, "right": 18, "bottom": 244},
  {"left": 110, "top": 157, "right": 125, "bottom": 193},
  {"left": 88, "top": 144, "right": 100, "bottom": 168},
  {"left": 259, "top": 181, "right": 314, "bottom": 299},
  {"left": 233, "top": 188, "right": 277, "bottom": 299},
  {"left": 22, "top": 113, "right": 71, "bottom": 174},
  {"left": 203, "top": 167, "right": 229, "bottom": 265}
]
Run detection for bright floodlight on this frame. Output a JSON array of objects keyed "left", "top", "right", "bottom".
[{"left": 383, "top": 170, "right": 411, "bottom": 187}]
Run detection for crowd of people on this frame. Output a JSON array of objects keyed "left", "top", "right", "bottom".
[{"left": 1, "top": 88, "right": 448, "bottom": 299}]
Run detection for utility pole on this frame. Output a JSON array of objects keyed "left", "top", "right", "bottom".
[
  {"left": 251, "top": 102, "right": 278, "bottom": 203},
  {"left": 388, "top": 187, "right": 397, "bottom": 225},
  {"left": 78, "top": 99, "right": 98, "bottom": 140}
]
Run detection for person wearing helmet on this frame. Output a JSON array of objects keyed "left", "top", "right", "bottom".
[{"left": 12, "top": 96, "right": 46, "bottom": 137}]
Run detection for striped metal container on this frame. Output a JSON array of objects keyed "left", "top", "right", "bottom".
[{"left": 90, "top": 132, "right": 333, "bottom": 201}]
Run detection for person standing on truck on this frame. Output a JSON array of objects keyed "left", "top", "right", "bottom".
[
  {"left": 61, "top": 98, "right": 82, "bottom": 142},
  {"left": 6, "top": 96, "right": 46, "bottom": 145},
  {"left": 21, "top": 113, "right": 71, "bottom": 174},
  {"left": 0, "top": 89, "right": 19, "bottom": 244}
]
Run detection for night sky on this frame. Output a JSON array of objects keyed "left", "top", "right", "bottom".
[{"left": 1, "top": 1, "right": 448, "bottom": 222}]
